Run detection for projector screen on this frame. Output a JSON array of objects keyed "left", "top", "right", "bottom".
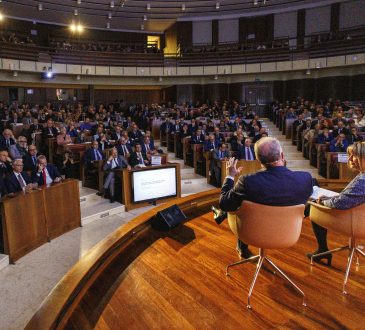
[{"left": 132, "top": 167, "right": 177, "bottom": 203}]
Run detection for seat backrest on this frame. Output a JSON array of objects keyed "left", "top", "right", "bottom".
[
  {"left": 228, "top": 201, "right": 305, "bottom": 249},
  {"left": 309, "top": 202, "right": 365, "bottom": 239}
]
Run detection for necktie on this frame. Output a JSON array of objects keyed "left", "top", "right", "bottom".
[
  {"left": 219, "top": 151, "right": 222, "bottom": 159},
  {"left": 32, "top": 156, "right": 36, "bottom": 165},
  {"left": 49, "top": 128, "right": 53, "bottom": 136},
  {"left": 246, "top": 147, "right": 251, "bottom": 160},
  {"left": 6, "top": 139, "right": 10, "bottom": 148},
  {"left": 94, "top": 149, "right": 98, "bottom": 160},
  {"left": 42, "top": 168, "right": 47, "bottom": 185},
  {"left": 17, "top": 174, "right": 25, "bottom": 189},
  {"left": 123, "top": 145, "right": 127, "bottom": 155},
  {"left": 139, "top": 153, "right": 143, "bottom": 164},
  {"left": 146, "top": 144, "right": 150, "bottom": 152},
  {"left": 115, "top": 158, "right": 119, "bottom": 167}
]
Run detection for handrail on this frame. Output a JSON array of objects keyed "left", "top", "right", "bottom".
[
  {"left": 25, "top": 188, "right": 220, "bottom": 330},
  {"left": 0, "top": 27, "right": 365, "bottom": 68}
]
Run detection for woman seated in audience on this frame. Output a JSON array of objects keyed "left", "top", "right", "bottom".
[
  {"left": 56, "top": 126, "right": 73, "bottom": 155},
  {"left": 307, "top": 142, "right": 365, "bottom": 265}
]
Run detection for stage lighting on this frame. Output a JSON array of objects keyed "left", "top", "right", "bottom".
[
  {"left": 46, "top": 71, "right": 53, "bottom": 79},
  {"left": 0, "top": 13, "right": 3, "bottom": 21}
]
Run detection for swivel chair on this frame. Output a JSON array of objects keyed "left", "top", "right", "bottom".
[
  {"left": 309, "top": 201, "right": 365, "bottom": 294},
  {"left": 226, "top": 201, "right": 306, "bottom": 309}
]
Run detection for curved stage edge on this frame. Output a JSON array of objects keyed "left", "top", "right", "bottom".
[{"left": 26, "top": 189, "right": 365, "bottom": 329}]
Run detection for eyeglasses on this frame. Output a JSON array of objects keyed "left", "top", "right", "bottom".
[{"left": 14, "top": 164, "right": 24, "bottom": 167}]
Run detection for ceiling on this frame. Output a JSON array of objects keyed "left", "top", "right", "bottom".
[{"left": 0, "top": 0, "right": 351, "bottom": 33}]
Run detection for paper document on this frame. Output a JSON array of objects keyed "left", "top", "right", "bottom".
[{"left": 310, "top": 186, "right": 339, "bottom": 200}]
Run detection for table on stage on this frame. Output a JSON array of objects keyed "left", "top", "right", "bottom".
[{"left": 0, "top": 179, "right": 81, "bottom": 263}]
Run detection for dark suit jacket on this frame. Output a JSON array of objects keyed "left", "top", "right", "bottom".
[
  {"left": 129, "top": 151, "right": 149, "bottom": 167},
  {"left": 117, "top": 144, "right": 132, "bottom": 157},
  {"left": 219, "top": 166, "right": 313, "bottom": 212},
  {"left": 0, "top": 162, "right": 12, "bottom": 178},
  {"left": 332, "top": 127, "right": 350, "bottom": 138},
  {"left": 5, "top": 171, "right": 32, "bottom": 193},
  {"left": 23, "top": 153, "right": 39, "bottom": 172},
  {"left": 103, "top": 155, "right": 129, "bottom": 171},
  {"left": 0, "top": 174, "right": 7, "bottom": 196},
  {"left": 141, "top": 140, "right": 156, "bottom": 153},
  {"left": 31, "top": 164, "right": 61, "bottom": 185},
  {"left": 237, "top": 145, "right": 256, "bottom": 160},
  {"left": 84, "top": 148, "right": 105, "bottom": 164},
  {"left": 190, "top": 134, "right": 205, "bottom": 144},
  {"left": 0, "top": 136, "right": 16, "bottom": 150},
  {"left": 204, "top": 140, "right": 219, "bottom": 152},
  {"left": 42, "top": 127, "right": 58, "bottom": 140}
]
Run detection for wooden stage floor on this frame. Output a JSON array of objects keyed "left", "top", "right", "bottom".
[{"left": 68, "top": 213, "right": 365, "bottom": 329}]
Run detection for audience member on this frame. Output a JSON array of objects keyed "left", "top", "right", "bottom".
[{"left": 32, "top": 155, "right": 62, "bottom": 186}]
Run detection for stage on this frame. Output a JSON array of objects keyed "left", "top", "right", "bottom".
[{"left": 62, "top": 212, "right": 365, "bottom": 329}]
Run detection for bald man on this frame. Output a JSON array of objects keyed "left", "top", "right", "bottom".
[{"left": 219, "top": 137, "right": 313, "bottom": 258}]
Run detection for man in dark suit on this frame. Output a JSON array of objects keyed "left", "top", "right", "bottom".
[
  {"left": 0, "top": 150, "right": 12, "bottom": 177},
  {"left": 211, "top": 143, "right": 230, "bottom": 187},
  {"left": 141, "top": 135, "right": 158, "bottom": 155},
  {"left": 332, "top": 121, "right": 350, "bottom": 138},
  {"left": 42, "top": 119, "right": 58, "bottom": 141},
  {"left": 190, "top": 129, "right": 205, "bottom": 144},
  {"left": 116, "top": 137, "right": 132, "bottom": 158},
  {"left": 85, "top": 141, "right": 105, "bottom": 164},
  {"left": 219, "top": 137, "right": 313, "bottom": 258},
  {"left": 128, "top": 124, "right": 143, "bottom": 144},
  {"left": 103, "top": 147, "right": 130, "bottom": 202},
  {"left": 0, "top": 129, "right": 16, "bottom": 150},
  {"left": 31, "top": 155, "right": 62, "bottom": 186},
  {"left": 129, "top": 143, "right": 150, "bottom": 168},
  {"left": 204, "top": 134, "right": 219, "bottom": 152},
  {"left": 111, "top": 126, "right": 122, "bottom": 141},
  {"left": 160, "top": 118, "right": 173, "bottom": 134},
  {"left": 237, "top": 138, "right": 256, "bottom": 160},
  {"left": 23, "top": 145, "right": 39, "bottom": 172},
  {"left": 5, "top": 158, "right": 33, "bottom": 193}
]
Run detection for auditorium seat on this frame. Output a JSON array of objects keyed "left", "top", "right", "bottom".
[{"left": 226, "top": 201, "right": 306, "bottom": 309}]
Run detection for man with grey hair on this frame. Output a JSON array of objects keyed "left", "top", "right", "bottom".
[{"left": 219, "top": 137, "right": 313, "bottom": 258}]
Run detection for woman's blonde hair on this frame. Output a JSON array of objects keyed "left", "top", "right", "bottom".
[{"left": 348, "top": 141, "right": 365, "bottom": 171}]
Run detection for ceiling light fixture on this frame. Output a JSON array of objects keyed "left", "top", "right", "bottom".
[
  {"left": 38, "top": 3, "right": 43, "bottom": 11},
  {"left": 110, "top": 1, "right": 114, "bottom": 8},
  {"left": 146, "top": 3, "right": 151, "bottom": 10},
  {"left": 108, "top": 12, "right": 112, "bottom": 19},
  {"left": 13, "top": 71, "right": 18, "bottom": 77},
  {"left": 141, "top": 24, "right": 144, "bottom": 30},
  {"left": 181, "top": 3, "right": 186, "bottom": 11},
  {"left": 216, "top": 2, "right": 220, "bottom": 9},
  {"left": 77, "top": 0, "right": 81, "bottom": 4},
  {"left": 305, "top": 69, "right": 311, "bottom": 75},
  {"left": 143, "top": 15, "right": 147, "bottom": 21},
  {"left": 253, "top": 0, "right": 258, "bottom": 5},
  {"left": 0, "top": 13, "right": 3, "bottom": 21},
  {"left": 106, "top": 22, "right": 110, "bottom": 29},
  {"left": 74, "top": 9, "right": 78, "bottom": 16}
]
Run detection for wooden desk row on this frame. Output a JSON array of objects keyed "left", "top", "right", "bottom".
[{"left": 1, "top": 179, "right": 81, "bottom": 263}]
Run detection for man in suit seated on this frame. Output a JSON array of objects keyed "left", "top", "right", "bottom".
[
  {"left": 332, "top": 121, "right": 350, "bottom": 138},
  {"left": 329, "top": 133, "right": 349, "bottom": 152},
  {"left": 237, "top": 138, "right": 256, "bottom": 160},
  {"left": 129, "top": 143, "right": 150, "bottom": 168},
  {"left": 204, "top": 134, "right": 219, "bottom": 152},
  {"left": 42, "top": 119, "right": 58, "bottom": 141},
  {"left": 23, "top": 145, "right": 39, "bottom": 172},
  {"left": 0, "top": 129, "right": 16, "bottom": 151},
  {"left": 160, "top": 118, "right": 173, "bottom": 134},
  {"left": 32, "top": 155, "right": 62, "bottom": 186},
  {"left": 103, "top": 148, "right": 130, "bottom": 203},
  {"left": 211, "top": 143, "right": 230, "bottom": 187},
  {"left": 190, "top": 129, "right": 205, "bottom": 144},
  {"left": 9, "top": 136, "right": 28, "bottom": 160},
  {"left": 97, "top": 133, "right": 112, "bottom": 151},
  {"left": 5, "top": 158, "right": 33, "bottom": 193},
  {"left": 128, "top": 124, "right": 143, "bottom": 144},
  {"left": 316, "top": 128, "right": 333, "bottom": 144},
  {"left": 84, "top": 141, "right": 104, "bottom": 167},
  {"left": 0, "top": 150, "right": 13, "bottom": 178},
  {"left": 219, "top": 137, "right": 313, "bottom": 259},
  {"left": 111, "top": 126, "right": 122, "bottom": 141},
  {"left": 117, "top": 136, "right": 132, "bottom": 158},
  {"left": 141, "top": 135, "right": 158, "bottom": 155}
]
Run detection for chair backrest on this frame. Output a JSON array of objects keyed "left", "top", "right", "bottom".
[
  {"left": 228, "top": 201, "right": 305, "bottom": 249},
  {"left": 309, "top": 202, "right": 365, "bottom": 239}
]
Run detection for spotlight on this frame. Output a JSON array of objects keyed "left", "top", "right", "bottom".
[
  {"left": 70, "top": 23, "right": 76, "bottom": 32},
  {"left": 315, "top": 62, "right": 321, "bottom": 69},
  {"left": 77, "top": 0, "right": 81, "bottom": 4},
  {"left": 353, "top": 55, "right": 358, "bottom": 61},
  {"left": 74, "top": 9, "right": 78, "bottom": 16},
  {"left": 46, "top": 71, "right": 53, "bottom": 79},
  {"left": 110, "top": 1, "right": 114, "bottom": 8},
  {"left": 253, "top": 0, "right": 258, "bottom": 5},
  {"left": 76, "top": 75, "right": 81, "bottom": 80},
  {"left": 0, "top": 13, "right": 3, "bottom": 21},
  {"left": 181, "top": 3, "right": 186, "bottom": 11},
  {"left": 143, "top": 15, "right": 147, "bottom": 21},
  {"left": 305, "top": 69, "right": 311, "bottom": 75},
  {"left": 108, "top": 12, "right": 112, "bottom": 19},
  {"left": 216, "top": 2, "right": 220, "bottom": 9},
  {"left": 147, "top": 3, "right": 151, "bottom": 10},
  {"left": 214, "top": 74, "right": 218, "bottom": 80},
  {"left": 38, "top": 3, "right": 43, "bottom": 11},
  {"left": 106, "top": 22, "right": 110, "bottom": 29},
  {"left": 141, "top": 24, "right": 144, "bottom": 30},
  {"left": 76, "top": 24, "right": 83, "bottom": 32},
  {"left": 13, "top": 71, "right": 18, "bottom": 77}
]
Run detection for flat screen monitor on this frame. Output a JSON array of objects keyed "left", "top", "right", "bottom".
[{"left": 132, "top": 167, "right": 177, "bottom": 203}]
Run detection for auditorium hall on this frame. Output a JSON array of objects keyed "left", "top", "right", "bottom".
[{"left": 0, "top": 0, "right": 365, "bottom": 329}]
